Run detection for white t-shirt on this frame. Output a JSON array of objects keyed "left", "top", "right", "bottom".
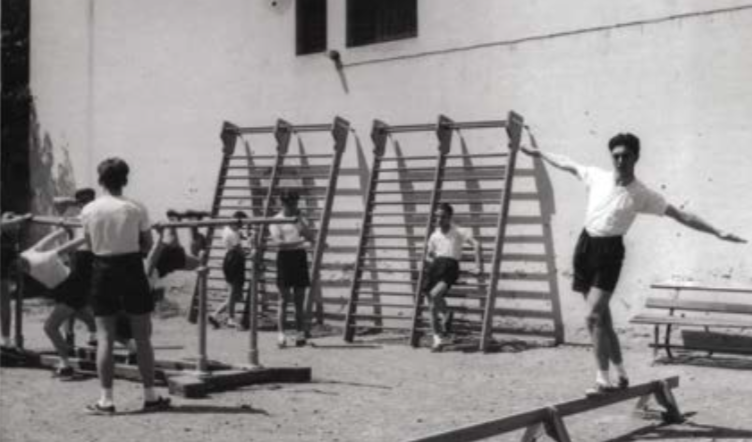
[
  {"left": 81, "top": 195, "right": 151, "bottom": 256},
  {"left": 575, "top": 165, "right": 668, "bottom": 237},
  {"left": 269, "top": 212, "right": 310, "bottom": 248},
  {"left": 221, "top": 226, "right": 242, "bottom": 250},
  {"left": 427, "top": 224, "right": 473, "bottom": 261},
  {"left": 20, "top": 249, "right": 70, "bottom": 289}
]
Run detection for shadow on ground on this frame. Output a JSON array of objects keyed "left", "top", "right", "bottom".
[{"left": 605, "top": 420, "right": 752, "bottom": 441}]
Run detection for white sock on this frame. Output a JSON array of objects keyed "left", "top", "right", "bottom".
[
  {"left": 596, "top": 370, "right": 610, "bottom": 385},
  {"left": 614, "top": 363, "right": 628, "bottom": 379},
  {"left": 143, "top": 387, "right": 158, "bottom": 403},
  {"left": 100, "top": 388, "right": 114, "bottom": 406}
]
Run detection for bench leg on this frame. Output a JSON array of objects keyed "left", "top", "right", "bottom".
[
  {"left": 652, "top": 325, "right": 660, "bottom": 361},
  {"left": 664, "top": 325, "right": 674, "bottom": 360}
]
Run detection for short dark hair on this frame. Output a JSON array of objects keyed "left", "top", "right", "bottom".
[
  {"left": 438, "top": 203, "right": 454, "bottom": 216},
  {"left": 279, "top": 189, "right": 300, "bottom": 205},
  {"left": 97, "top": 158, "right": 130, "bottom": 191},
  {"left": 232, "top": 210, "right": 248, "bottom": 219},
  {"left": 74, "top": 188, "right": 95, "bottom": 205},
  {"left": 608, "top": 133, "right": 640, "bottom": 158}
]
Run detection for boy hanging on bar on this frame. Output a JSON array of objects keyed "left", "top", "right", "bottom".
[
  {"left": 269, "top": 190, "right": 315, "bottom": 348},
  {"left": 424, "top": 203, "right": 482, "bottom": 351}
]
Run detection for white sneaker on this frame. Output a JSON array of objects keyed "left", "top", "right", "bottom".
[
  {"left": 431, "top": 335, "right": 446, "bottom": 352},
  {"left": 277, "top": 334, "right": 287, "bottom": 349}
]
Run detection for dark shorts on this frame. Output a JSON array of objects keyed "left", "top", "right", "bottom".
[
  {"left": 276, "top": 249, "right": 310, "bottom": 289},
  {"left": 223, "top": 246, "right": 246, "bottom": 285},
  {"left": 90, "top": 253, "right": 153, "bottom": 317},
  {"left": 572, "top": 230, "right": 625, "bottom": 294},
  {"left": 54, "top": 251, "right": 93, "bottom": 311},
  {"left": 155, "top": 243, "right": 186, "bottom": 277},
  {"left": 425, "top": 257, "right": 460, "bottom": 292}
]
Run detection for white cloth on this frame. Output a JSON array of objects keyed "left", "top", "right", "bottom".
[
  {"left": 574, "top": 165, "right": 667, "bottom": 237},
  {"left": 20, "top": 249, "right": 69, "bottom": 289},
  {"left": 221, "top": 226, "right": 242, "bottom": 249},
  {"left": 427, "top": 224, "right": 473, "bottom": 261},
  {"left": 81, "top": 195, "right": 150, "bottom": 256},
  {"left": 269, "top": 212, "right": 309, "bottom": 248}
]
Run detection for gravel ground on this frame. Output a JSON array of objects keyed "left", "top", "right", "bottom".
[{"left": 2, "top": 300, "right": 752, "bottom": 442}]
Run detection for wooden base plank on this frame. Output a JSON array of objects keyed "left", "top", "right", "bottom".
[{"left": 168, "top": 366, "right": 312, "bottom": 398}]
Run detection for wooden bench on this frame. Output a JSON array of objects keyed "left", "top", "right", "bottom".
[{"left": 630, "top": 281, "right": 752, "bottom": 359}]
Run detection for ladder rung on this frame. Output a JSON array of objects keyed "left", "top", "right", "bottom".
[
  {"left": 362, "top": 245, "right": 423, "bottom": 250},
  {"left": 360, "top": 257, "right": 422, "bottom": 263},
  {"left": 358, "top": 267, "right": 420, "bottom": 274},
  {"left": 354, "top": 289, "right": 416, "bottom": 297},
  {"left": 498, "top": 272, "right": 550, "bottom": 282},
  {"left": 357, "top": 279, "right": 416, "bottom": 285},
  {"left": 229, "top": 155, "right": 277, "bottom": 160},
  {"left": 352, "top": 314, "right": 411, "bottom": 321},
  {"left": 445, "top": 153, "right": 508, "bottom": 159},
  {"left": 350, "top": 301, "right": 414, "bottom": 309},
  {"left": 380, "top": 156, "right": 436, "bottom": 162},
  {"left": 282, "top": 154, "right": 333, "bottom": 159}
]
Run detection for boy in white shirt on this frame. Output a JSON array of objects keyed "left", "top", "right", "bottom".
[
  {"left": 424, "top": 203, "right": 482, "bottom": 351},
  {"left": 520, "top": 132, "right": 745, "bottom": 394},
  {"left": 209, "top": 211, "right": 248, "bottom": 329},
  {"left": 269, "top": 190, "right": 315, "bottom": 348}
]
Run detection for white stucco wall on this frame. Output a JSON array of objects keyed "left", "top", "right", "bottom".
[{"left": 30, "top": 0, "right": 752, "bottom": 340}]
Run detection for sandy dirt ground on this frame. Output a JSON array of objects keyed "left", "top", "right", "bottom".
[{"left": 2, "top": 298, "right": 752, "bottom": 442}]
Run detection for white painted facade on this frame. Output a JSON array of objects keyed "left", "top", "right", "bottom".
[{"left": 30, "top": 1, "right": 752, "bottom": 339}]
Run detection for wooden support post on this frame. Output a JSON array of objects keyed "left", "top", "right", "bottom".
[
  {"left": 531, "top": 154, "right": 565, "bottom": 345},
  {"left": 305, "top": 116, "right": 350, "bottom": 326},
  {"left": 542, "top": 407, "right": 572, "bottom": 442},
  {"left": 344, "top": 120, "right": 388, "bottom": 342},
  {"left": 14, "top": 260, "right": 24, "bottom": 349},
  {"left": 188, "top": 121, "right": 237, "bottom": 323},
  {"left": 479, "top": 111, "right": 524, "bottom": 352},
  {"left": 247, "top": 119, "right": 292, "bottom": 366},
  {"left": 409, "top": 115, "right": 454, "bottom": 348},
  {"left": 195, "top": 266, "right": 209, "bottom": 375}
]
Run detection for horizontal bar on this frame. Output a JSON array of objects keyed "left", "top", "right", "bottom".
[
  {"left": 449, "top": 120, "right": 507, "bottom": 130},
  {"left": 379, "top": 166, "right": 505, "bottom": 173},
  {"left": 154, "top": 217, "right": 296, "bottom": 229},
  {"left": 28, "top": 215, "right": 81, "bottom": 228},
  {"left": 233, "top": 123, "right": 332, "bottom": 134}
]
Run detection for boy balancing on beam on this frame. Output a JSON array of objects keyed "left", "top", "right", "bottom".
[
  {"left": 519, "top": 132, "right": 746, "bottom": 395},
  {"left": 423, "top": 203, "right": 482, "bottom": 352}
]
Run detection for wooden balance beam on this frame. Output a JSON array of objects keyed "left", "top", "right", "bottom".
[{"left": 404, "top": 376, "right": 682, "bottom": 442}]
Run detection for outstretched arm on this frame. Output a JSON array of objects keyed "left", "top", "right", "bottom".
[
  {"left": 519, "top": 144, "right": 581, "bottom": 177},
  {"left": 665, "top": 205, "right": 747, "bottom": 243},
  {"left": 32, "top": 228, "right": 69, "bottom": 252}
]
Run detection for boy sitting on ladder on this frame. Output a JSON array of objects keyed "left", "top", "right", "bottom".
[{"left": 423, "top": 203, "right": 482, "bottom": 351}]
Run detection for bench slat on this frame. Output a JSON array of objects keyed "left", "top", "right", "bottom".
[
  {"left": 644, "top": 298, "right": 752, "bottom": 315},
  {"left": 651, "top": 282, "right": 752, "bottom": 294},
  {"left": 649, "top": 343, "right": 752, "bottom": 356},
  {"left": 630, "top": 313, "right": 752, "bottom": 329}
]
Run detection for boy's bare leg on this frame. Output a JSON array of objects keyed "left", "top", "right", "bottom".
[
  {"left": 0, "top": 280, "right": 11, "bottom": 346},
  {"left": 585, "top": 287, "right": 614, "bottom": 386},
  {"left": 44, "top": 304, "right": 76, "bottom": 368},
  {"left": 94, "top": 316, "right": 116, "bottom": 406}
]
